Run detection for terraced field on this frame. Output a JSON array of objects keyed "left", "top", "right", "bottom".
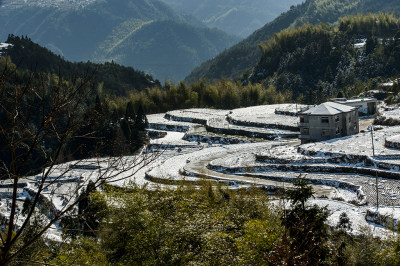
[
  {"left": 144, "top": 105, "right": 400, "bottom": 235},
  {"left": 3, "top": 104, "right": 400, "bottom": 238}
]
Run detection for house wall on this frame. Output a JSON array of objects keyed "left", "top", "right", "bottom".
[{"left": 343, "top": 110, "right": 359, "bottom": 135}]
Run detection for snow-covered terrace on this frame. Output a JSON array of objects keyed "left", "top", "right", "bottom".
[
  {"left": 228, "top": 104, "right": 306, "bottom": 130},
  {"left": 161, "top": 107, "right": 300, "bottom": 139},
  {"left": 300, "top": 126, "right": 400, "bottom": 160},
  {"left": 380, "top": 108, "right": 400, "bottom": 122}
]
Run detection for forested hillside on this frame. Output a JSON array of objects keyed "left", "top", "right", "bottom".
[
  {"left": 5, "top": 35, "right": 160, "bottom": 97},
  {"left": 161, "top": 0, "right": 303, "bottom": 38},
  {"left": 0, "top": 35, "right": 155, "bottom": 175},
  {"left": 0, "top": 0, "right": 239, "bottom": 81},
  {"left": 185, "top": 0, "right": 400, "bottom": 82},
  {"left": 251, "top": 13, "right": 400, "bottom": 103}
]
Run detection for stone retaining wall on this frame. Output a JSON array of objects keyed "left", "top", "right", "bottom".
[
  {"left": 226, "top": 115, "right": 299, "bottom": 131},
  {"left": 148, "top": 130, "right": 167, "bottom": 139},
  {"left": 365, "top": 209, "right": 399, "bottom": 229},
  {"left": 385, "top": 136, "right": 400, "bottom": 149},
  {"left": 256, "top": 154, "right": 329, "bottom": 164},
  {"left": 148, "top": 123, "right": 189, "bottom": 132},
  {"left": 183, "top": 133, "right": 250, "bottom": 145},
  {"left": 298, "top": 147, "right": 400, "bottom": 171},
  {"left": 164, "top": 113, "right": 208, "bottom": 125},
  {"left": 206, "top": 118, "right": 297, "bottom": 139},
  {"left": 208, "top": 162, "right": 400, "bottom": 180},
  {"left": 147, "top": 144, "right": 199, "bottom": 151}
]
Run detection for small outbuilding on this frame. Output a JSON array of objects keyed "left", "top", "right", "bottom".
[
  {"left": 299, "top": 102, "right": 359, "bottom": 144},
  {"left": 333, "top": 98, "right": 377, "bottom": 116}
]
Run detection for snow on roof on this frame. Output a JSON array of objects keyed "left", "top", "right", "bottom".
[
  {"left": 301, "top": 102, "right": 356, "bottom": 115},
  {"left": 335, "top": 98, "right": 377, "bottom": 104}
]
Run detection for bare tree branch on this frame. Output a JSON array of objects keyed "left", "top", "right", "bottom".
[{"left": 0, "top": 57, "right": 160, "bottom": 264}]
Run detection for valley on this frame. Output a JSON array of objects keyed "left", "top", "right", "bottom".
[{"left": 3, "top": 0, "right": 400, "bottom": 263}]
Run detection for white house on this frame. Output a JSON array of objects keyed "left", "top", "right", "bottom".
[{"left": 333, "top": 98, "right": 377, "bottom": 116}]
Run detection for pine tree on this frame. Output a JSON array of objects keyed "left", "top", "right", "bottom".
[
  {"left": 280, "top": 176, "right": 330, "bottom": 265},
  {"left": 133, "top": 103, "right": 148, "bottom": 150},
  {"left": 95, "top": 95, "right": 102, "bottom": 115},
  {"left": 78, "top": 181, "right": 99, "bottom": 237},
  {"left": 134, "top": 103, "right": 148, "bottom": 131},
  {"left": 125, "top": 101, "right": 135, "bottom": 121}
]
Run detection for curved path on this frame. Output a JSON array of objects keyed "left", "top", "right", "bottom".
[
  {"left": 183, "top": 142, "right": 352, "bottom": 199},
  {"left": 146, "top": 140, "right": 342, "bottom": 198}
]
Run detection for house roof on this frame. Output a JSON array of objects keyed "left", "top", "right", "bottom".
[{"left": 301, "top": 102, "right": 356, "bottom": 115}]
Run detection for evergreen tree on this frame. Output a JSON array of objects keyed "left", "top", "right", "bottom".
[
  {"left": 125, "top": 101, "right": 136, "bottom": 121},
  {"left": 95, "top": 95, "right": 102, "bottom": 115},
  {"left": 279, "top": 176, "right": 330, "bottom": 265},
  {"left": 133, "top": 103, "right": 148, "bottom": 149},
  {"left": 78, "top": 181, "right": 100, "bottom": 237},
  {"left": 134, "top": 103, "right": 148, "bottom": 131},
  {"left": 366, "top": 36, "right": 378, "bottom": 55}
]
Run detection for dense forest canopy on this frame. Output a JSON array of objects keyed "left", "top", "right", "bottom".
[
  {"left": 4, "top": 35, "right": 161, "bottom": 97},
  {"left": 0, "top": 48, "right": 151, "bottom": 176},
  {"left": 2, "top": 35, "right": 291, "bottom": 114},
  {"left": 250, "top": 13, "right": 400, "bottom": 103}
]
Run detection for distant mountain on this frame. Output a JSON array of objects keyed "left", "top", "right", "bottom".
[
  {"left": 185, "top": 0, "right": 400, "bottom": 83},
  {"left": 0, "top": 0, "right": 239, "bottom": 82},
  {"left": 161, "top": 0, "right": 303, "bottom": 38},
  {"left": 93, "top": 20, "right": 239, "bottom": 82}
]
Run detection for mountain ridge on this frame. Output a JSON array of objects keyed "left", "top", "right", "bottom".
[
  {"left": 0, "top": 0, "right": 239, "bottom": 81},
  {"left": 185, "top": 0, "right": 400, "bottom": 83},
  {"left": 161, "top": 0, "right": 303, "bottom": 38}
]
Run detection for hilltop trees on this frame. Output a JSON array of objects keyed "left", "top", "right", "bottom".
[
  {"left": 111, "top": 79, "right": 291, "bottom": 115},
  {"left": 252, "top": 13, "right": 400, "bottom": 104},
  {"left": 5, "top": 35, "right": 161, "bottom": 97}
]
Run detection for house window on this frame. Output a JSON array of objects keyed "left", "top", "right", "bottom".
[
  {"left": 300, "top": 116, "right": 305, "bottom": 123},
  {"left": 302, "top": 128, "right": 309, "bottom": 135},
  {"left": 321, "top": 117, "right": 329, "bottom": 123},
  {"left": 335, "top": 116, "right": 340, "bottom": 122},
  {"left": 336, "top": 127, "right": 340, "bottom": 135},
  {"left": 322, "top": 129, "right": 329, "bottom": 136}
]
